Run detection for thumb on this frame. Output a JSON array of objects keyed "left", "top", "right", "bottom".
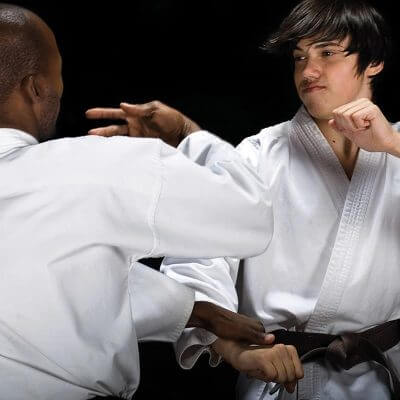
[
  {"left": 328, "top": 118, "right": 342, "bottom": 132},
  {"left": 263, "top": 333, "right": 275, "bottom": 345},
  {"left": 252, "top": 332, "right": 275, "bottom": 345}
]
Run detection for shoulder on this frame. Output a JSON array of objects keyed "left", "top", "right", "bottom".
[
  {"left": 21, "top": 135, "right": 163, "bottom": 188},
  {"left": 236, "top": 120, "right": 292, "bottom": 169}
]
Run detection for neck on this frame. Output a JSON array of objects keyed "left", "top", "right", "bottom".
[
  {"left": 0, "top": 102, "right": 39, "bottom": 140},
  {"left": 315, "top": 118, "right": 359, "bottom": 180}
]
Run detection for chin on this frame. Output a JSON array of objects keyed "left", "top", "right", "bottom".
[{"left": 303, "top": 102, "right": 332, "bottom": 121}]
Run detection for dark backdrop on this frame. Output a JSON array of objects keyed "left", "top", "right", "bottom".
[{"left": 10, "top": 1, "right": 399, "bottom": 399}]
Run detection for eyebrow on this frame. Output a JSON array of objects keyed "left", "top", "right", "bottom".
[{"left": 294, "top": 42, "right": 345, "bottom": 52}]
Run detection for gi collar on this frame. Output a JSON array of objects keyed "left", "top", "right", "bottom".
[{"left": 0, "top": 128, "right": 38, "bottom": 157}]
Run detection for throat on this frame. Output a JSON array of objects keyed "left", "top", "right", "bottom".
[
  {"left": 316, "top": 119, "right": 360, "bottom": 180},
  {"left": 329, "top": 135, "right": 359, "bottom": 180}
]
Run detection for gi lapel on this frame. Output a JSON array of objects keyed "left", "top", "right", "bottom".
[
  {"left": 292, "top": 106, "right": 349, "bottom": 214},
  {"left": 290, "top": 107, "right": 382, "bottom": 399},
  {"left": 292, "top": 107, "right": 382, "bottom": 334}
]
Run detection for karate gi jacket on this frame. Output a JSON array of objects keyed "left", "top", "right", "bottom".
[
  {"left": 0, "top": 128, "right": 273, "bottom": 399},
  {"left": 162, "top": 107, "right": 400, "bottom": 400}
]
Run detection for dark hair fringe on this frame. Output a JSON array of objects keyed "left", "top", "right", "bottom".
[{"left": 262, "top": 0, "right": 392, "bottom": 82}]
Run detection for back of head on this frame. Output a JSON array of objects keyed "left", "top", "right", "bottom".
[
  {"left": 0, "top": 3, "right": 43, "bottom": 105},
  {"left": 263, "top": 0, "right": 391, "bottom": 80}
]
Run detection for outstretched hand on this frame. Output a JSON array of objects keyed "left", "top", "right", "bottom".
[
  {"left": 86, "top": 101, "right": 201, "bottom": 147},
  {"left": 329, "top": 98, "right": 400, "bottom": 156},
  {"left": 187, "top": 301, "right": 274, "bottom": 346}
]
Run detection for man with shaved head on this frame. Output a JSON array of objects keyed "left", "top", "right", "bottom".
[{"left": 0, "top": 3, "right": 306, "bottom": 400}]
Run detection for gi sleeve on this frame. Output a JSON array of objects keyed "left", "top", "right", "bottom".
[
  {"left": 160, "top": 256, "right": 240, "bottom": 368},
  {"left": 129, "top": 262, "right": 195, "bottom": 342},
  {"left": 150, "top": 131, "right": 273, "bottom": 259},
  {"left": 159, "top": 132, "right": 270, "bottom": 369}
]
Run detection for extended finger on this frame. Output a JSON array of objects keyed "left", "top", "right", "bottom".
[
  {"left": 88, "top": 124, "right": 129, "bottom": 137},
  {"left": 86, "top": 108, "right": 126, "bottom": 120}
]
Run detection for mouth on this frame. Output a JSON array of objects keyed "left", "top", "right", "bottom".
[{"left": 302, "top": 85, "right": 326, "bottom": 94}]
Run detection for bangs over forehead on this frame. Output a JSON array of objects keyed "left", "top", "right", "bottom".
[{"left": 263, "top": 0, "right": 391, "bottom": 74}]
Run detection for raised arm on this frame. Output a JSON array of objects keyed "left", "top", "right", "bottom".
[
  {"left": 329, "top": 98, "right": 400, "bottom": 157},
  {"left": 86, "top": 101, "right": 273, "bottom": 259}
]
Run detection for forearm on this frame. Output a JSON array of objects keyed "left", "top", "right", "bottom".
[{"left": 387, "top": 129, "right": 400, "bottom": 158}]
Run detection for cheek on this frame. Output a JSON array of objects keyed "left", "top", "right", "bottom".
[{"left": 293, "top": 71, "right": 302, "bottom": 90}]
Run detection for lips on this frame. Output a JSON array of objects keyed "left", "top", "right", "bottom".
[{"left": 302, "top": 85, "right": 326, "bottom": 93}]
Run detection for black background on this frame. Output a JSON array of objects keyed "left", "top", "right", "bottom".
[{"left": 9, "top": 1, "right": 400, "bottom": 399}]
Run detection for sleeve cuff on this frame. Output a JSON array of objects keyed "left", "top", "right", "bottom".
[
  {"left": 174, "top": 327, "right": 223, "bottom": 370},
  {"left": 129, "top": 262, "right": 195, "bottom": 342}
]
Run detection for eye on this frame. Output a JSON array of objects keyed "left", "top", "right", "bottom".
[
  {"left": 322, "top": 50, "right": 335, "bottom": 57},
  {"left": 293, "top": 55, "right": 306, "bottom": 62}
]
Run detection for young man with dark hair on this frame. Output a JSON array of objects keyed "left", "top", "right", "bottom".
[{"left": 109, "top": 0, "right": 400, "bottom": 399}]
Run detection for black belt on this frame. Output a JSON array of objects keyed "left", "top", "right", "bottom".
[{"left": 269, "top": 319, "right": 400, "bottom": 399}]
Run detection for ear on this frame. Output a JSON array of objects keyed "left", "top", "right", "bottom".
[
  {"left": 21, "top": 74, "right": 43, "bottom": 104},
  {"left": 367, "top": 61, "right": 384, "bottom": 78}
]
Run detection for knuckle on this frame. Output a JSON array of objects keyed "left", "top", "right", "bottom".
[
  {"left": 276, "top": 343, "right": 285, "bottom": 351},
  {"left": 150, "top": 100, "right": 162, "bottom": 108},
  {"left": 286, "top": 345, "right": 296, "bottom": 353}
]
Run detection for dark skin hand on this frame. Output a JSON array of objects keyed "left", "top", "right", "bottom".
[
  {"left": 187, "top": 301, "right": 275, "bottom": 346},
  {"left": 86, "top": 101, "right": 201, "bottom": 147}
]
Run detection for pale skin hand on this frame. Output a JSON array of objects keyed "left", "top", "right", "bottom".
[
  {"left": 212, "top": 338, "right": 304, "bottom": 394},
  {"left": 329, "top": 98, "right": 400, "bottom": 156},
  {"left": 85, "top": 101, "right": 201, "bottom": 148}
]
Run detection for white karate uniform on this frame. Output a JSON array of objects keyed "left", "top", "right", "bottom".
[
  {"left": 0, "top": 128, "right": 273, "bottom": 400},
  {"left": 162, "top": 107, "right": 400, "bottom": 400}
]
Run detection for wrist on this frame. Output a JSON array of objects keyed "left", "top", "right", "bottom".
[
  {"left": 388, "top": 130, "right": 400, "bottom": 157},
  {"left": 186, "top": 301, "right": 216, "bottom": 330},
  {"left": 182, "top": 117, "right": 201, "bottom": 138},
  {"left": 212, "top": 338, "right": 236, "bottom": 364}
]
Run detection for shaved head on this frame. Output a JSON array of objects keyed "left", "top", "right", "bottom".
[
  {"left": 0, "top": 4, "right": 43, "bottom": 103},
  {"left": 0, "top": 3, "right": 63, "bottom": 140}
]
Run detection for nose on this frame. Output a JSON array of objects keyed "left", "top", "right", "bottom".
[{"left": 302, "top": 57, "right": 322, "bottom": 81}]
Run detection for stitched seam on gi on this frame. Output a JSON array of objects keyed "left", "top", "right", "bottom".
[
  {"left": 306, "top": 151, "right": 380, "bottom": 333},
  {"left": 145, "top": 139, "right": 163, "bottom": 257}
]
